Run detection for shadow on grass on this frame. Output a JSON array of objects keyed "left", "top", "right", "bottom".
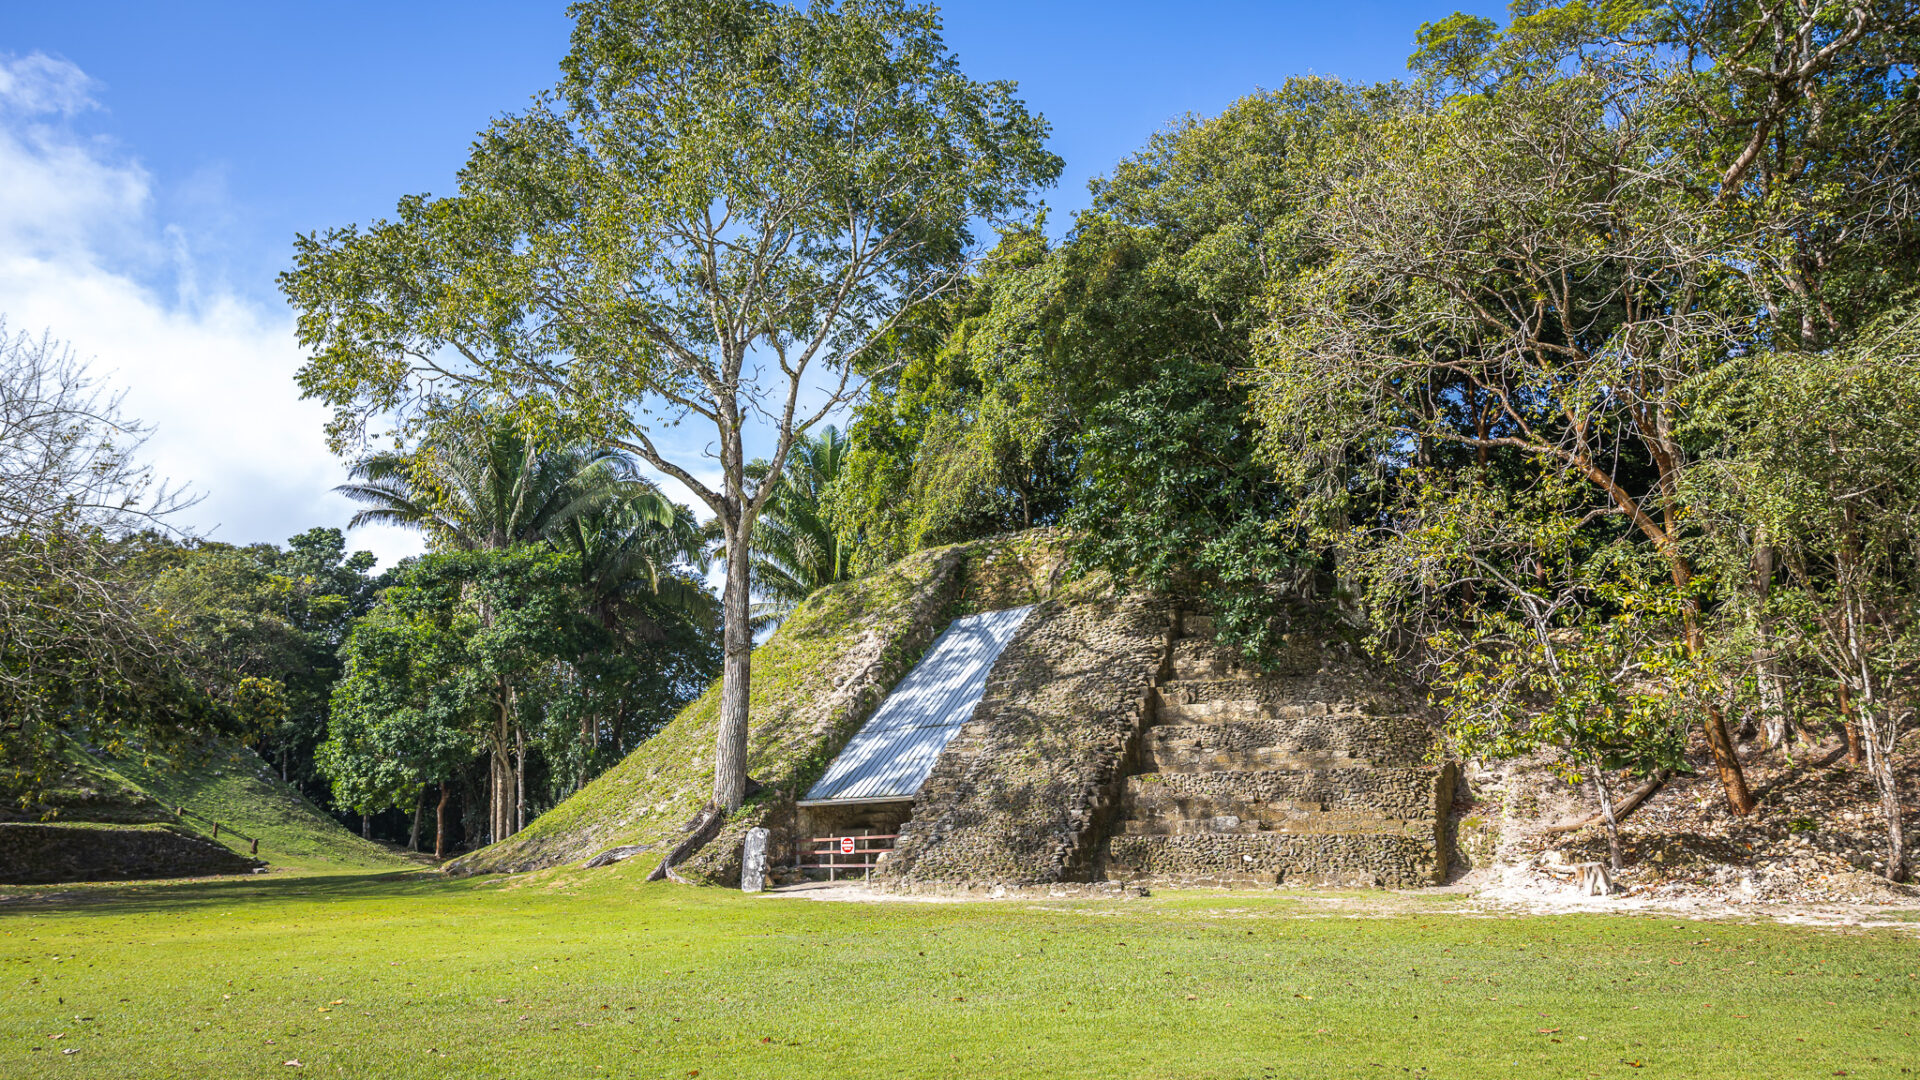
[{"left": 0, "top": 865, "right": 469, "bottom": 917}]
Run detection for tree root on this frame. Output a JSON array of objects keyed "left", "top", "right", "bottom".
[
  {"left": 1543, "top": 771, "right": 1669, "bottom": 834},
  {"left": 648, "top": 805, "right": 725, "bottom": 883}
]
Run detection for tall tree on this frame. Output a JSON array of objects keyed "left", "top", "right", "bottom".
[
  {"left": 1685, "top": 305, "right": 1920, "bottom": 881},
  {"left": 0, "top": 322, "right": 222, "bottom": 801},
  {"left": 283, "top": 0, "right": 1060, "bottom": 814},
  {"left": 1250, "top": 2, "right": 1919, "bottom": 813}
]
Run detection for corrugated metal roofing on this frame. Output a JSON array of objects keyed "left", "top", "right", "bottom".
[{"left": 802, "top": 605, "right": 1035, "bottom": 804}]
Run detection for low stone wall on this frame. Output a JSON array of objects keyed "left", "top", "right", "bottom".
[
  {"left": 1124, "top": 766, "right": 1446, "bottom": 822},
  {"left": 881, "top": 587, "right": 1173, "bottom": 886},
  {"left": 1143, "top": 713, "right": 1435, "bottom": 768},
  {"left": 1105, "top": 831, "right": 1441, "bottom": 888},
  {"left": 0, "top": 823, "right": 263, "bottom": 884}
]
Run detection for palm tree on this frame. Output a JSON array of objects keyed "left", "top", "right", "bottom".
[
  {"left": 560, "top": 481, "right": 716, "bottom": 633},
  {"left": 736, "top": 425, "right": 857, "bottom": 626},
  {"left": 336, "top": 420, "right": 623, "bottom": 552}
]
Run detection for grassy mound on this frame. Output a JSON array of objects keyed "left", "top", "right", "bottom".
[
  {"left": 98, "top": 741, "right": 409, "bottom": 873},
  {"left": 5, "top": 736, "right": 407, "bottom": 875},
  {"left": 0, "top": 742, "right": 175, "bottom": 827},
  {"left": 452, "top": 531, "right": 1066, "bottom": 878}
]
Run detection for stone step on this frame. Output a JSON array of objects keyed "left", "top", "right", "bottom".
[
  {"left": 1102, "top": 830, "right": 1442, "bottom": 889},
  {"left": 1141, "top": 717, "right": 1430, "bottom": 768},
  {"left": 1167, "top": 639, "right": 1261, "bottom": 681},
  {"left": 1156, "top": 698, "right": 1346, "bottom": 724},
  {"left": 1157, "top": 679, "right": 1418, "bottom": 718},
  {"left": 1142, "top": 744, "right": 1367, "bottom": 774},
  {"left": 1115, "top": 809, "right": 1414, "bottom": 837},
  {"left": 1125, "top": 766, "right": 1446, "bottom": 821}
]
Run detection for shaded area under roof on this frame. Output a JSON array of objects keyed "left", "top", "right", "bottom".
[{"left": 801, "top": 605, "right": 1035, "bottom": 805}]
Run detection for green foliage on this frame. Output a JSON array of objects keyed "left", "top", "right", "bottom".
[
  {"left": 1682, "top": 303, "right": 1920, "bottom": 877},
  {"left": 323, "top": 546, "right": 717, "bottom": 822},
  {"left": 835, "top": 81, "right": 1391, "bottom": 655},
  {"left": 1067, "top": 354, "right": 1303, "bottom": 658},
  {"left": 142, "top": 528, "right": 386, "bottom": 794},
  {"left": 1343, "top": 468, "right": 1694, "bottom": 852}
]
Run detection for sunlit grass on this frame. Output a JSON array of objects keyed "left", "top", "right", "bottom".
[{"left": 2, "top": 867, "right": 1915, "bottom": 1079}]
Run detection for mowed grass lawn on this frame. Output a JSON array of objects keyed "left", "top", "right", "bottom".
[{"left": 2, "top": 868, "right": 1916, "bottom": 1080}]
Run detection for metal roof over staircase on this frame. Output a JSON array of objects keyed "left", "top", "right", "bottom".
[{"left": 800, "top": 605, "right": 1034, "bottom": 805}]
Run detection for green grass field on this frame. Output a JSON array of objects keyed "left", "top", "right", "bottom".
[{"left": 2, "top": 866, "right": 1914, "bottom": 1079}]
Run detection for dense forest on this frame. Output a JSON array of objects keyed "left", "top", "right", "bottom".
[{"left": 5, "top": 0, "right": 1917, "bottom": 881}]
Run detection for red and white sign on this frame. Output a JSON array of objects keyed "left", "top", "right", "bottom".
[{"left": 840, "top": 836, "right": 856, "bottom": 855}]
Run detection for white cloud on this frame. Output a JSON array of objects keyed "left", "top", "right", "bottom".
[
  {"left": 0, "top": 52, "right": 423, "bottom": 569},
  {"left": 0, "top": 51, "right": 98, "bottom": 116}
]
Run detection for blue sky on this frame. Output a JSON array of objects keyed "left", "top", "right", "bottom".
[{"left": 1, "top": 1, "right": 1498, "bottom": 567}]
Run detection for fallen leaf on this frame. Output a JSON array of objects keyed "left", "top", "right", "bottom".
[
  {"left": 1538, "top": 1028, "right": 1561, "bottom": 1034},
  {"left": 283, "top": 1061, "right": 302, "bottom": 1068}
]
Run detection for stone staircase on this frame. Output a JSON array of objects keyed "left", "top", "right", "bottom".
[{"left": 1100, "top": 614, "right": 1453, "bottom": 888}]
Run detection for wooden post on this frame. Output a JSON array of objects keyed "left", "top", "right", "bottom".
[
  {"left": 250, "top": 838, "right": 258, "bottom": 855},
  {"left": 212, "top": 822, "right": 220, "bottom": 838}
]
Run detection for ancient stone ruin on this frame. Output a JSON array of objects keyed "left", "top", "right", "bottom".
[
  {"left": 459, "top": 532, "right": 1456, "bottom": 891},
  {"left": 1100, "top": 613, "right": 1452, "bottom": 889},
  {"left": 875, "top": 603, "right": 1451, "bottom": 891}
]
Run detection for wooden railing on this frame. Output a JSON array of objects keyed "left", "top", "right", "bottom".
[
  {"left": 172, "top": 806, "right": 259, "bottom": 855},
  {"left": 800, "top": 832, "right": 896, "bottom": 881}
]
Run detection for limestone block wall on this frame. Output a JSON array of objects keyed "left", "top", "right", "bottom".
[
  {"left": 0, "top": 823, "right": 263, "bottom": 884},
  {"left": 1125, "top": 766, "right": 1445, "bottom": 823},
  {"left": 881, "top": 588, "right": 1173, "bottom": 887},
  {"left": 1103, "top": 831, "right": 1440, "bottom": 888}
]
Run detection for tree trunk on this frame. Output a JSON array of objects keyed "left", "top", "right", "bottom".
[
  {"left": 408, "top": 788, "right": 424, "bottom": 852},
  {"left": 435, "top": 781, "right": 449, "bottom": 860},
  {"left": 1841, "top": 591, "right": 1908, "bottom": 883},
  {"left": 1702, "top": 704, "right": 1755, "bottom": 814},
  {"left": 1592, "top": 770, "right": 1625, "bottom": 872},
  {"left": 515, "top": 725, "right": 526, "bottom": 835},
  {"left": 1683, "top": 604, "right": 1756, "bottom": 815},
  {"left": 713, "top": 520, "right": 754, "bottom": 812},
  {"left": 1856, "top": 695, "right": 1909, "bottom": 884},
  {"left": 490, "top": 684, "right": 516, "bottom": 843},
  {"left": 1838, "top": 682, "right": 1864, "bottom": 766},
  {"left": 1753, "top": 543, "right": 1789, "bottom": 750},
  {"left": 361, "top": 813, "right": 370, "bottom": 840},
  {"left": 1868, "top": 744, "right": 1908, "bottom": 884},
  {"left": 1607, "top": 442, "right": 1753, "bottom": 815}
]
